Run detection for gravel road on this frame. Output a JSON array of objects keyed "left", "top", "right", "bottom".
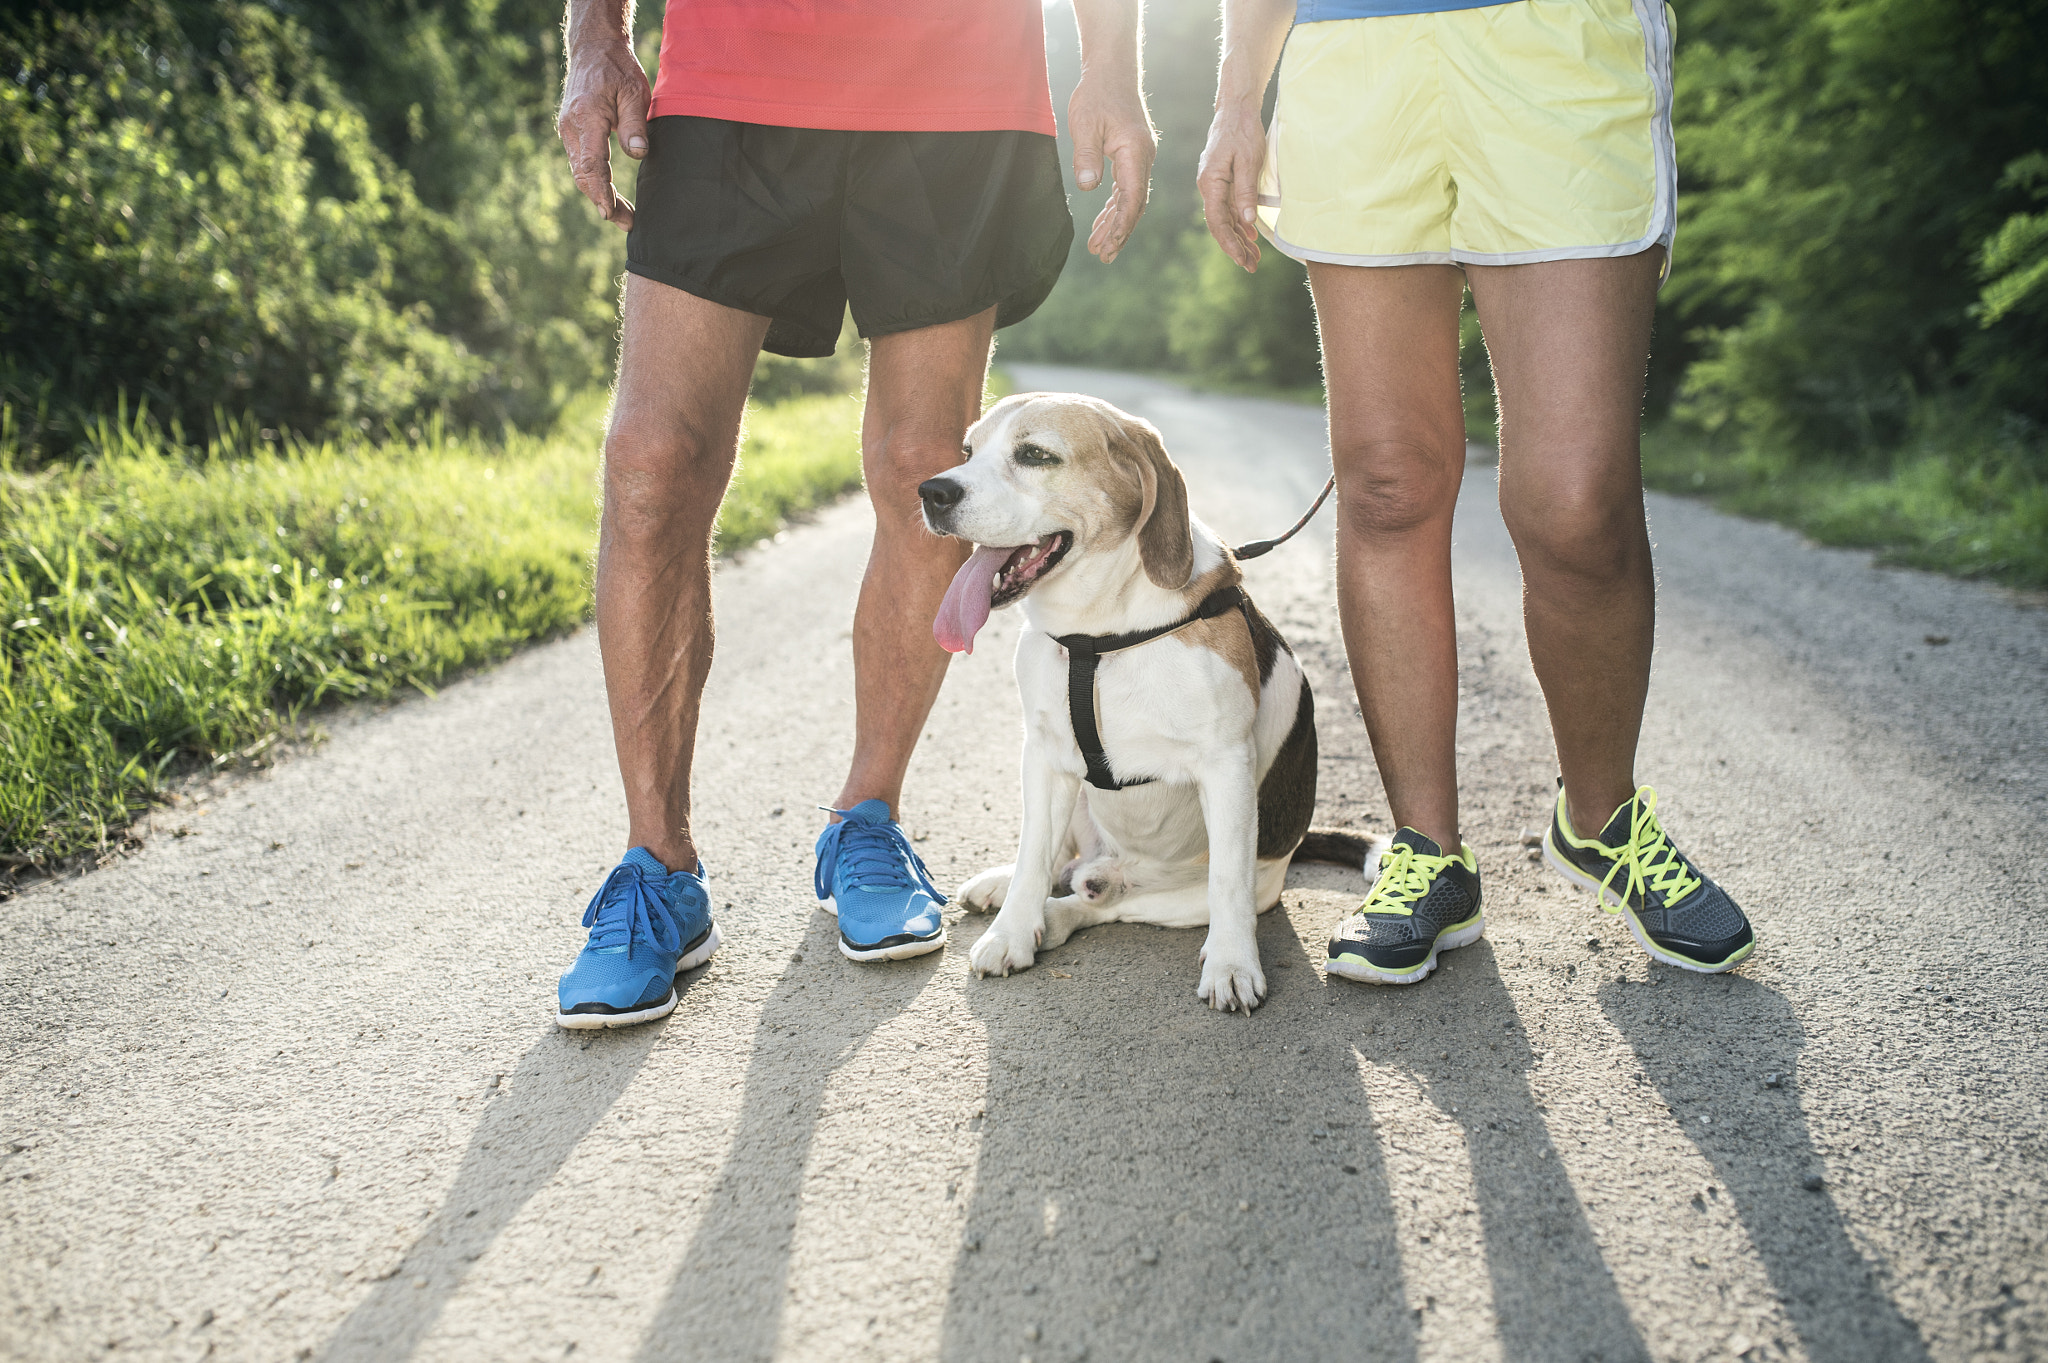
[{"left": 3, "top": 365, "right": 2044, "bottom": 1363}]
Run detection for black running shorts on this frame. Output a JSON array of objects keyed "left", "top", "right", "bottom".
[{"left": 626, "top": 116, "right": 1076, "bottom": 358}]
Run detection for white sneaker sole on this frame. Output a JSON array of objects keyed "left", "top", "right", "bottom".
[
  {"left": 820, "top": 896, "right": 946, "bottom": 962},
  {"left": 554, "top": 923, "right": 722, "bottom": 1030},
  {"left": 1542, "top": 837, "right": 1753, "bottom": 974},
  {"left": 1325, "top": 917, "right": 1485, "bottom": 986}
]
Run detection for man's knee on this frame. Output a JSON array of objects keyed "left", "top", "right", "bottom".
[
  {"left": 602, "top": 418, "right": 732, "bottom": 540},
  {"left": 1334, "top": 438, "right": 1463, "bottom": 539},
  {"left": 865, "top": 430, "right": 965, "bottom": 506}
]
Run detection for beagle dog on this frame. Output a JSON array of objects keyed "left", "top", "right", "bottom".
[{"left": 919, "top": 392, "right": 1371, "bottom": 1012}]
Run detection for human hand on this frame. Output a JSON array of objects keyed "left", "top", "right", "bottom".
[
  {"left": 557, "top": 39, "right": 650, "bottom": 231},
  {"left": 1197, "top": 106, "right": 1267, "bottom": 272},
  {"left": 1068, "top": 75, "right": 1156, "bottom": 264}
]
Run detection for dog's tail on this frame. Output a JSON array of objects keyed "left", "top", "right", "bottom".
[{"left": 1293, "top": 827, "right": 1390, "bottom": 880}]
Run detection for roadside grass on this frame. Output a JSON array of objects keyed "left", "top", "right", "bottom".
[
  {"left": 718, "top": 393, "right": 864, "bottom": 551},
  {"left": 2, "top": 389, "right": 861, "bottom": 871},
  {"left": 1640, "top": 421, "right": 2048, "bottom": 590}
]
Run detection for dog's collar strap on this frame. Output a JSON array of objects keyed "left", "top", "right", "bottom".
[{"left": 1051, "top": 584, "right": 1246, "bottom": 792}]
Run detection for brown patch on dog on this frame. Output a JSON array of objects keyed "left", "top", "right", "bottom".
[
  {"left": 1172, "top": 560, "right": 1257, "bottom": 693},
  {"left": 1178, "top": 613, "right": 1258, "bottom": 696},
  {"left": 1256, "top": 676, "right": 1318, "bottom": 859}
]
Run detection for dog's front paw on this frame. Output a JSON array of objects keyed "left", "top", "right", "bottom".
[
  {"left": 1197, "top": 944, "right": 1267, "bottom": 1012},
  {"left": 955, "top": 863, "right": 1014, "bottom": 914},
  {"left": 968, "top": 917, "right": 1040, "bottom": 978}
]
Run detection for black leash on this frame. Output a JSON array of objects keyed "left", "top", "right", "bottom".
[
  {"left": 1051, "top": 473, "right": 1335, "bottom": 791},
  {"left": 1229, "top": 473, "right": 1336, "bottom": 561}
]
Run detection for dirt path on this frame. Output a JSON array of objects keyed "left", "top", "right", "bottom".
[{"left": 3, "top": 366, "right": 2043, "bottom": 1363}]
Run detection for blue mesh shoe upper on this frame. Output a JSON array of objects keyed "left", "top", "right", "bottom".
[
  {"left": 558, "top": 848, "right": 712, "bottom": 1013},
  {"left": 814, "top": 799, "right": 946, "bottom": 951}
]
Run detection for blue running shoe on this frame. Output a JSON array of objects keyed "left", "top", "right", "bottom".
[
  {"left": 556, "top": 848, "right": 719, "bottom": 1029},
  {"left": 814, "top": 799, "right": 947, "bottom": 961}
]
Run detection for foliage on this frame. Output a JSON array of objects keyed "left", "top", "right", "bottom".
[
  {"left": 0, "top": 389, "right": 862, "bottom": 868},
  {"left": 1641, "top": 404, "right": 2048, "bottom": 587},
  {"left": 1666, "top": 0, "right": 2048, "bottom": 458},
  {"left": 719, "top": 395, "right": 864, "bottom": 551},
  {"left": 1167, "top": 219, "right": 1321, "bottom": 388},
  {"left": 1976, "top": 154, "right": 2048, "bottom": 328},
  {"left": 0, "top": 1, "right": 632, "bottom": 459}
]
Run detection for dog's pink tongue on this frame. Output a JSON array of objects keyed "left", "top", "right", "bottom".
[{"left": 934, "top": 545, "right": 1011, "bottom": 654}]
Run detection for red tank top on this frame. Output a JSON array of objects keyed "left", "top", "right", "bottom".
[{"left": 648, "top": 0, "right": 1057, "bottom": 136}]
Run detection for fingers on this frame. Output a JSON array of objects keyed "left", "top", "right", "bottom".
[
  {"left": 1086, "top": 189, "right": 1125, "bottom": 264},
  {"left": 1198, "top": 166, "right": 1257, "bottom": 272},
  {"left": 616, "top": 90, "right": 649, "bottom": 161},
  {"left": 1232, "top": 163, "right": 1259, "bottom": 240},
  {"left": 1097, "top": 140, "right": 1152, "bottom": 262},
  {"left": 564, "top": 123, "right": 634, "bottom": 230},
  {"left": 1198, "top": 149, "right": 1263, "bottom": 272},
  {"left": 564, "top": 119, "right": 619, "bottom": 221},
  {"left": 1072, "top": 138, "right": 1104, "bottom": 193},
  {"left": 1084, "top": 139, "right": 1154, "bottom": 263}
]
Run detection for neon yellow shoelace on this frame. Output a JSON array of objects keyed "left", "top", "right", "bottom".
[
  {"left": 1359, "top": 839, "right": 1457, "bottom": 918},
  {"left": 1596, "top": 787, "right": 1702, "bottom": 908}
]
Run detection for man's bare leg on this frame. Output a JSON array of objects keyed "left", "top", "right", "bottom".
[
  {"left": 1467, "top": 250, "right": 1663, "bottom": 836},
  {"left": 598, "top": 274, "right": 769, "bottom": 872},
  {"left": 830, "top": 307, "right": 994, "bottom": 816},
  {"left": 1308, "top": 262, "right": 1470, "bottom": 854}
]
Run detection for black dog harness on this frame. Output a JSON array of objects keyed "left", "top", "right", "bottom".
[
  {"left": 1046, "top": 473, "right": 1336, "bottom": 793},
  {"left": 1052, "top": 584, "right": 1248, "bottom": 791}
]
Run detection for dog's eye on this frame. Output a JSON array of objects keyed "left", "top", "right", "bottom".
[
  {"left": 959, "top": 443, "right": 973, "bottom": 463},
  {"left": 1012, "top": 443, "right": 1061, "bottom": 467}
]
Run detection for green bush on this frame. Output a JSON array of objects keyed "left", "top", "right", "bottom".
[
  {"left": 1667, "top": 0, "right": 2048, "bottom": 458},
  {"left": 0, "top": 1, "right": 630, "bottom": 458},
  {"left": 1168, "top": 220, "right": 1322, "bottom": 389}
]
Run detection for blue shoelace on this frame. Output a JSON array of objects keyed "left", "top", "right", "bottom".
[
  {"left": 582, "top": 862, "right": 687, "bottom": 960},
  {"left": 814, "top": 809, "right": 948, "bottom": 905}
]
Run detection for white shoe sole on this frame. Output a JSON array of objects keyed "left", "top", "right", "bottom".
[
  {"left": 820, "top": 896, "right": 946, "bottom": 962},
  {"left": 1325, "top": 917, "right": 1485, "bottom": 986},
  {"left": 1542, "top": 837, "right": 1753, "bottom": 974},
  {"left": 555, "top": 923, "right": 722, "bottom": 1030}
]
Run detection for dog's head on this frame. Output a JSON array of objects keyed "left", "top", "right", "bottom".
[{"left": 921, "top": 393, "right": 1193, "bottom": 653}]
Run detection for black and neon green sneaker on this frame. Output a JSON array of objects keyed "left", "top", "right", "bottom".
[
  {"left": 1326, "top": 829, "right": 1484, "bottom": 985},
  {"left": 1544, "top": 783, "right": 1754, "bottom": 973}
]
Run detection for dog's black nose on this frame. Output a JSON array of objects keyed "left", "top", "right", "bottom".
[{"left": 918, "top": 476, "right": 964, "bottom": 512}]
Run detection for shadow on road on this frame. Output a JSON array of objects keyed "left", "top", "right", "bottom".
[
  {"left": 1326, "top": 943, "right": 1652, "bottom": 1363},
  {"left": 1599, "top": 975, "right": 1931, "bottom": 1363},
  {"left": 633, "top": 926, "right": 943, "bottom": 1363},
  {"left": 933, "top": 910, "right": 1420, "bottom": 1363},
  {"left": 315, "top": 1002, "right": 680, "bottom": 1362}
]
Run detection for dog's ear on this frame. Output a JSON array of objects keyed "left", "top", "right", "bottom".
[{"left": 1113, "top": 416, "right": 1193, "bottom": 589}]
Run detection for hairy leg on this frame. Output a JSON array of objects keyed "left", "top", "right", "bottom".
[
  {"left": 1466, "top": 249, "right": 1664, "bottom": 836},
  {"left": 597, "top": 274, "right": 768, "bottom": 871},
  {"left": 829, "top": 307, "right": 994, "bottom": 815},
  {"left": 1308, "top": 262, "right": 1470, "bottom": 854}
]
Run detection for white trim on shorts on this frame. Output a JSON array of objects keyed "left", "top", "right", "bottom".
[{"left": 1258, "top": 0, "right": 1678, "bottom": 279}]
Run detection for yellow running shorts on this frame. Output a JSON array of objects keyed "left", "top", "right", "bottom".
[{"left": 1257, "top": 0, "right": 1676, "bottom": 270}]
